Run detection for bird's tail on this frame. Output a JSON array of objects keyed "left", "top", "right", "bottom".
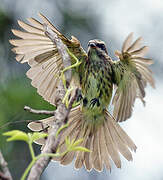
[{"left": 28, "top": 106, "right": 137, "bottom": 171}]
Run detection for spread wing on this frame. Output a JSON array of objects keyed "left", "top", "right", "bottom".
[
  {"left": 9, "top": 13, "right": 87, "bottom": 106},
  {"left": 112, "top": 33, "right": 155, "bottom": 122}
]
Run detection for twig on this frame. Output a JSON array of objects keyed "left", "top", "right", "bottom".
[
  {"left": 24, "top": 106, "right": 55, "bottom": 115},
  {"left": 27, "top": 84, "right": 78, "bottom": 180},
  {"left": 0, "top": 150, "right": 12, "bottom": 180},
  {"left": 27, "top": 24, "right": 75, "bottom": 180}
]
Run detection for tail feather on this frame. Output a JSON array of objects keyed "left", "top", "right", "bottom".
[
  {"left": 74, "top": 134, "right": 87, "bottom": 169},
  {"left": 60, "top": 128, "right": 80, "bottom": 165},
  {"left": 59, "top": 120, "right": 82, "bottom": 165},
  {"left": 28, "top": 106, "right": 81, "bottom": 146},
  {"left": 33, "top": 137, "right": 47, "bottom": 145},
  {"left": 53, "top": 107, "right": 82, "bottom": 163},
  {"left": 58, "top": 115, "right": 82, "bottom": 147},
  {"left": 60, "top": 151, "right": 75, "bottom": 166},
  {"left": 28, "top": 116, "right": 55, "bottom": 131},
  {"left": 28, "top": 106, "right": 137, "bottom": 171},
  {"left": 105, "top": 110, "right": 137, "bottom": 151},
  {"left": 84, "top": 133, "right": 93, "bottom": 171},
  {"left": 99, "top": 126, "right": 111, "bottom": 170},
  {"left": 91, "top": 130, "right": 102, "bottom": 171},
  {"left": 103, "top": 119, "right": 121, "bottom": 168},
  {"left": 105, "top": 113, "right": 133, "bottom": 161}
]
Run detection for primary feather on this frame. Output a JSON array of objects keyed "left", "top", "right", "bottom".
[
  {"left": 112, "top": 33, "right": 155, "bottom": 122},
  {"left": 10, "top": 13, "right": 87, "bottom": 106}
]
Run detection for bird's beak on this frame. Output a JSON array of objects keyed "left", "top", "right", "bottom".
[{"left": 88, "top": 42, "right": 96, "bottom": 48}]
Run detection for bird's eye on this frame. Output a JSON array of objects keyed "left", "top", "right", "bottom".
[{"left": 96, "top": 43, "right": 106, "bottom": 51}]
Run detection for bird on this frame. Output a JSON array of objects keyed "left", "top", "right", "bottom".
[{"left": 9, "top": 13, "right": 155, "bottom": 171}]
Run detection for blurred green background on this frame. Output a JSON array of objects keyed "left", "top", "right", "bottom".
[{"left": 0, "top": 0, "right": 163, "bottom": 179}]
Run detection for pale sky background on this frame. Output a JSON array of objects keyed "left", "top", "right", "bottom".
[{"left": 1, "top": 0, "right": 163, "bottom": 179}]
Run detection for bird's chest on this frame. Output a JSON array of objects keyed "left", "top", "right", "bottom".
[
  {"left": 84, "top": 61, "right": 101, "bottom": 94},
  {"left": 82, "top": 60, "right": 113, "bottom": 108}
]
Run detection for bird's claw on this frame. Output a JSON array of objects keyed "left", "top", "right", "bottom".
[{"left": 90, "top": 98, "right": 100, "bottom": 108}]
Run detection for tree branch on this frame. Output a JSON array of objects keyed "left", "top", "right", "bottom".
[
  {"left": 0, "top": 150, "right": 12, "bottom": 180},
  {"left": 27, "top": 24, "right": 76, "bottom": 180},
  {"left": 24, "top": 106, "right": 55, "bottom": 115}
]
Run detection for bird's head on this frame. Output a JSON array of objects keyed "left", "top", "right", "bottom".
[{"left": 87, "top": 39, "right": 108, "bottom": 54}]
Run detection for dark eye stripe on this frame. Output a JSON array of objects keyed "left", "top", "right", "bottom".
[{"left": 96, "top": 43, "right": 106, "bottom": 51}]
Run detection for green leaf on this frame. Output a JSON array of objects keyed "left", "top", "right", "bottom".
[
  {"left": 71, "top": 138, "right": 83, "bottom": 147},
  {"left": 70, "top": 146, "right": 91, "bottom": 152},
  {"left": 70, "top": 138, "right": 76, "bottom": 146},
  {"left": 30, "top": 132, "right": 48, "bottom": 143},
  {"left": 56, "top": 147, "right": 60, "bottom": 154},
  {"left": 3, "top": 130, "right": 29, "bottom": 142},
  {"left": 65, "top": 136, "right": 71, "bottom": 146},
  {"left": 3, "top": 130, "right": 21, "bottom": 136}
]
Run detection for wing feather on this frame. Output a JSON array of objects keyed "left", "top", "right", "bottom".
[
  {"left": 9, "top": 39, "right": 53, "bottom": 46},
  {"left": 122, "top": 32, "right": 133, "bottom": 52},
  {"left": 17, "top": 20, "right": 44, "bottom": 34},
  {"left": 113, "top": 33, "right": 155, "bottom": 122},
  {"left": 127, "top": 37, "right": 142, "bottom": 52},
  {"left": 10, "top": 13, "right": 87, "bottom": 106},
  {"left": 38, "top": 13, "right": 68, "bottom": 43},
  {"left": 11, "top": 29, "right": 49, "bottom": 40},
  {"left": 27, "top": 17, "right": 44, "bottom": 29}
]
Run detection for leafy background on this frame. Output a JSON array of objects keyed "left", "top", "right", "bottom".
[{"left": 0, "top": 0, "right": 163, "bottom": 179}]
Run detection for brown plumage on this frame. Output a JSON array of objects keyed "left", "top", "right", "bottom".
[
  {"left": 9, "top": 13, "right": 87, "bottom": 106},
  {"left": 28, "top": 106, "right": 136, "bottom": 171},
  {"left": 112, "top": 32, "right": 155, "bottom": 122}
]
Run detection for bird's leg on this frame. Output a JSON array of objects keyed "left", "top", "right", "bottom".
[{"left": 61, "top": 49, "right": 81, "bottom": 107}]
